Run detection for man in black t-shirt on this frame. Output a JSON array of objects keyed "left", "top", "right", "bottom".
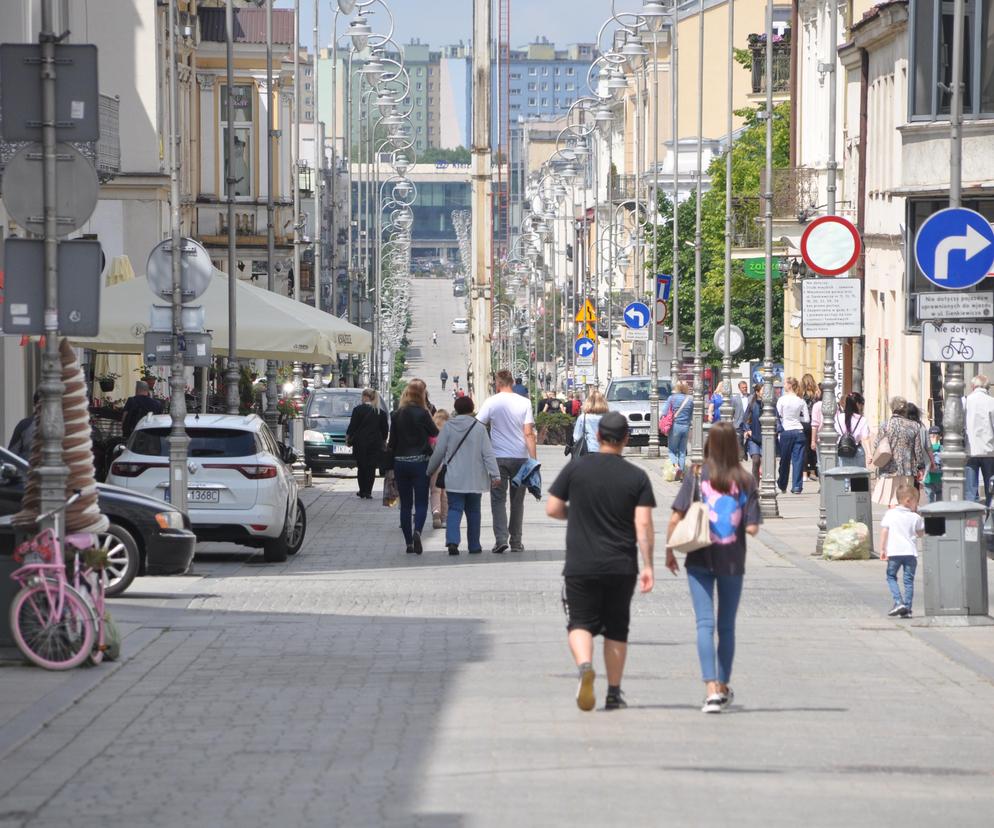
[{"left": 546, "top": 411, "right": 655, "bottom": 712}]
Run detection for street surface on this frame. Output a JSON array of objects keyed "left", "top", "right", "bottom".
[{"left": 3, "top": 278, "right": 994, "bottom": 827}]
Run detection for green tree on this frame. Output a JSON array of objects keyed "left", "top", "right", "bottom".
[
  {"left": 650, "top": 101, "right": 790, "bottom": 366},
  {"left": 418, "top": 146, "right": 472, "bottom": 165}
]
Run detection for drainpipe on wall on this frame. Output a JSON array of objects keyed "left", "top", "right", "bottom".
[{"left": 852, "top": 46, "right": 868, "bottom": 395}]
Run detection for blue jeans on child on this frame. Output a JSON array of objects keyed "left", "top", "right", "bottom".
[
  {"left": 445, "top": 491, "right": 482, "bottom": 551},
  {"left": 686, "top": 568, "right": 744, "bottom": 684},
  {"left": 886, "top": 555, "right": 918, "bottom": 609}
]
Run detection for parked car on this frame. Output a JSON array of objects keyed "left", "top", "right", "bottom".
[
  {"left": 451, "top": 317, "right": 469, "bottom": 334},
  {"left": 107, "top": 414, "right": 305, "bottom": 563},
  {"left": 302, "top": 388, "right": 388, "bottom": 473},
  {"left": 0, "top": 447, "right": 196, "bottom": 596},
  {"left": 604, "top": 376, "right": 673, "bottom": 446}
]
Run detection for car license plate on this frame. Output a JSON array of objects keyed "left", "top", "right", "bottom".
[
  {"left": 188, "top": 489, "right": 220, "bottom": 503},
  {"left": 333, "top": 445, "right": 353, "bottom": 455}
]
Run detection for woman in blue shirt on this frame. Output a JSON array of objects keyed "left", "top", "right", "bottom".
[
  {"left": 662, "top": 380, "right": 693, "bottom": 478},
  {"left": 572, "top": 389, "right": 608, "bottom": 454}
]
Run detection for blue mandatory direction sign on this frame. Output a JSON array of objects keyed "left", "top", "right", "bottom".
[
  {"left": 574, "top": 337, "right": 595, "bottom": 357},
  {"left": 914, "top": 207, "right": 994, "bottom": 290},
  {"left": 623, "top": 301, "right": 651, "bottom": 329}
]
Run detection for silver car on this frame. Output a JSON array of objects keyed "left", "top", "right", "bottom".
[{"left": 604, "top": 376, "right": 672, "bottom": 446}]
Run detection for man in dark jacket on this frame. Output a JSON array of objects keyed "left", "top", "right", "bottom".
[
  {"left": 7, "top": 391, "right": 40, "bottom": 460},
  {"left": 122, "top": 381, "right": 163, "bottom": 439}
]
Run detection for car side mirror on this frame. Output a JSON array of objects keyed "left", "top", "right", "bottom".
[
  {"left": 112, "top": 443, "right": 127, "bottom": 458},
  {"left": 0, "top": 462, "right": 19, "bottom": 482},
  {"left": 282, "top": 444, "right": 297, "bottom": 465}
]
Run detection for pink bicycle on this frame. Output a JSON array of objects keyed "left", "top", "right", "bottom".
[{"left": 8, "top": 491, "right": 111, "bottom": 670}]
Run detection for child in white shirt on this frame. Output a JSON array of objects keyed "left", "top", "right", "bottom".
[{"left": 879, "top": 483, "right": 924, "bottom": 618}]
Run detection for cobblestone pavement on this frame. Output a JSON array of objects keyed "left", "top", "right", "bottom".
[{"left": 3, "top": 280, "right": 994, "bottom": 826}]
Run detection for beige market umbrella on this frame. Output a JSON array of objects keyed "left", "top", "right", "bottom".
[
  {"left": 92, "top": 255, "right": 142, "bottom": 400},
  {"left": 69, "top": 270, "right": 371, "bottom": 361}
]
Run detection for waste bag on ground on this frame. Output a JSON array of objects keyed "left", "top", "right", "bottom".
[{"left": 822, "top": 520, "right": 871, "bottom": 560}]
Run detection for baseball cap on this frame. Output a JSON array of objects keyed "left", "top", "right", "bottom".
[
  {"left": 597, "top": 411, "right": 629, "bottom": 442},
  {"left": 929, "top": 425, "right": 942, "bottom": 435}
]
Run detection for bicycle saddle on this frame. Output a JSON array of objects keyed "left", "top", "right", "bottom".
[{"left": 66, "top": 533, "right": 97, "bottom": 551}]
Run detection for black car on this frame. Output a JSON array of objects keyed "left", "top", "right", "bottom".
[
  {"left": 303, "top": 388, "right": 388, "bottom": 473},
  {"left": 0, "top": 447, "right": 196, "bottom": 596}
]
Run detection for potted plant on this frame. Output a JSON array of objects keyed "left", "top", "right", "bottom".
[
  {"left": 96, "top": 371, "right": 120, "bottom": 393},
  {"left": 135, "top": 365, "right": 157, "bottom": 390}
]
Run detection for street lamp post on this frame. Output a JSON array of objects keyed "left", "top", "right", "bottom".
[
  {"left": 264, "top": 0, "right": 279, "bottom": 430},
  {"left": 689, "top": 0, "right": 706, "bottom": 467},
  {"left": 759, "top": 0, "right": 780, "bottom": 518},
  {"left": 719, "top": 0, "right": 735, "bottom": 423},
  {"left": 225, "top": 0, "right": 239, "bottom": 414}
]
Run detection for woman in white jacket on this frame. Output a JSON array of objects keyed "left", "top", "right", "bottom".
[{"left": 427, "top": 396, "right": 501, "bottom": 555}]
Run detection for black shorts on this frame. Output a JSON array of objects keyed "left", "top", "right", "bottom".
[{"left": 562, "top": 574, "right": 638, "bottom": 642}]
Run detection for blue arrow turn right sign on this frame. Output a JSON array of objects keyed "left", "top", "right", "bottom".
[{"left": 915, "top": 207, "right": 994, "bottom": 290}]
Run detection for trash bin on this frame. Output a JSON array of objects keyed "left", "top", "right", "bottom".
[
  {"left": 0, "top": 516, "right": 17, "bottom": 648},
  {"left": 920, "top": 501, "right": 989, "bottom": 617},
  {"left": 823, "top": 466, "right": 874, "bottom": 552}
]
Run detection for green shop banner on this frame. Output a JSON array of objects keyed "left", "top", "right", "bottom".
[{"left": 742, "top": 257, "right": 782, "bottom": 281}]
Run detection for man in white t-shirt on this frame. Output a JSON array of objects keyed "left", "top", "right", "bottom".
[
  {"left": 477, "top": 369, "right": 538, "bottom": 553},
  {"left": 879, "top": 483, "right": 924, "bottom": 618}
]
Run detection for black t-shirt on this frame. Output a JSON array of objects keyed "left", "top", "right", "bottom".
[
  {"left": 671, "top": 468, "right": 761, "bottom": 576},
  {"left": 549, "top": 452, "right": 656, "bottom": 576},
  {"left": 122, "top": 395, "right": 163, "bottom": 438}
]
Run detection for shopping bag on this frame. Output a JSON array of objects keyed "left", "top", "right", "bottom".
[{"left": 382, "top": 470, "right": 399, "bottom": 507}]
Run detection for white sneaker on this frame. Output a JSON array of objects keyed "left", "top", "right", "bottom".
[
  {"left": 702, "top": 694, "right": 723, "bottom": 714},
  {"left": 719, "top": 688, "right": 735, "bottom": 709}
]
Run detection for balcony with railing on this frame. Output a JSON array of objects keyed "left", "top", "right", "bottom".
[
  {"left": 0, "top": 93, "right": 121, "bottom": 183},
  {"left": 609, "top": 173, "right": 637, "bottom": 203},
  {"left": 747, "top": 33, "right": 790, "bottom": 100},
  {"left": 730, "top": 196, "right": 764, "bottom": 251},
  {"left": 761, "top": 166, "right": 819, "bottom": 221}
]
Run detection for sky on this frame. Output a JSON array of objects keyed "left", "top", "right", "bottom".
[{"left": 275, "top": 0, "right": 610, "bottom": 51}]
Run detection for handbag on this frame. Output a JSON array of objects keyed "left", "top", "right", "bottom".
[
  {"left": 872, "top": 428, "right": 893, "bottom": 469},
  {"left": 570, "top": 415, "right": 590, "bottom": 460},
  {"left": 668, "top": 474, "right": 712, "bottom": 554},
  {"left": 436, "top": 421, "right": 478, "bottom": 490},
  {"left": 659, "top": 395, "right": 690, "bottom": 436}
]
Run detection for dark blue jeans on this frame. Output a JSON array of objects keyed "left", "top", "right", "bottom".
[
  {"left": 394, "top": 459, "right": 430, "bottom": 544},
  {"left": 687, "top": 567, "right": 744, "bottom": 684},
  {"left": 446, "top": 491, "right": 482, "bottom": 551},
  {"left": 886, "top": 556, "right": 917, "bottom": 609},
  {"left": 777, "top": 429, "right": 806, "bottom": 493}
]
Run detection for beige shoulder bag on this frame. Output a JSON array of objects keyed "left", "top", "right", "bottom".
[{"left": 668, "top": 474, "right": 712, "bottom": 554}]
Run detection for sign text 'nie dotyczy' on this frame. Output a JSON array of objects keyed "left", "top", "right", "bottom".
[
  {"left": 801, "top": 278, "right": 862, "bottom": 339},
  {"left": 921, "top": 322, "right": 994, "bottom": 364}
]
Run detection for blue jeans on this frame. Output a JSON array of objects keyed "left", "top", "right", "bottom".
[
  {"left": 886, "top": 556, "right": 917, "bottom": 609},
  {"left": 668, "top": 422, "right": 690, "bottom": 470},
  {"left": 394, "top": 459, "right": 430, "bottom": 544},
  {"left": 446, "top": 491, "right": 482, "bottom": 551},
  {"left": 777, "top": 430, "right": 806, "bottom": 493},
  {"left": 965, "top": 457, "right": 994, "bottom": 504},
  {"left": 686, "top": 567, "right": 744, "bottom": 684}
]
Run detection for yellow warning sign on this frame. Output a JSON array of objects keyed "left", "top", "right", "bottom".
[
  {"left": 574, "top": 299, "right": 597, "bottom": 323},
  {"left": 580, "top": 323, "right": 597, "bottom": 341}
]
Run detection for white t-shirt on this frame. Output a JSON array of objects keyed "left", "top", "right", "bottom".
[
  {"left": 776, "top": 392, "right": 809, "bottom": 431},
  {"left": 880, "top": 505, "right": 924, "bottom": 558},
  {"left": 477, "top": 391, "right": 534, "bottom": 458}
]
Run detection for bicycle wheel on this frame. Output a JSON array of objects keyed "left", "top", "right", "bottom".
[
  {"left": 963, "top": 346, "right": 975, "bottom": 359},
  {"left": 10, "top": 582, "right": 95, "bottom": 670},
  {"left": 941, "top": 346, "right": 954, "bottom": 360}
]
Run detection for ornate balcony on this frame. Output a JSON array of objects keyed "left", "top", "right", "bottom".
[{"left": 747, "top": 33, "right": 791, "bottom": 96}]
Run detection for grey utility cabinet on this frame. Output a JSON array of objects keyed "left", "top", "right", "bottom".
[
  {"left": 823, "top": 466, "right": 874, "bottom": 552},
  {"left": 919, "top": 501, "right": 988, "bottom": 617}
]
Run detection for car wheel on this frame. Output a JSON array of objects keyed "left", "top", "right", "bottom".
[
  {"left": 287, "top": 499, "right": 306, "bottom": 555},
  {"left": 262, "top": 514, "right": 290, "bottom": 562},
  {"left": 98, "top": 524, "right": 140, "bottom": 597}
]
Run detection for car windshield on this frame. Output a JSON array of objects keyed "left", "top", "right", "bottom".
[
  {"left": 306, "top": 391, "right": 362, "bottom": 419},
  {"left": 130, "top": 428, "right": 257, "bottom": 458},
  {"left": 606, "top": 380, "right": 672, "bottom": 402}
]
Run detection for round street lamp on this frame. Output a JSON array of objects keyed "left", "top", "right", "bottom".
[
  {"left": 641, "top": 0, "right": 669, "bottom": 32},
  {"left": 337, "top": 0, "right": 357, "bottom": 14},
  {"left": 620, "top": 32, "right": 649, "bottom": 64},
  {"left": 392, "top": 152, "right": 410, "bottom": 176},
  {"left": 349, "top": 11, "right": 372, "bottom": 52},
  {"left": 606, "top": 65, "right": 629, "bottom": 99},
  {"left": 594, "top": 104, "right": 615, "bottom": 133}
]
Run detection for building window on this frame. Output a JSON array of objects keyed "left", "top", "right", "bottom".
[
  {"left": 510, "top": 72, "right": 521, "bottom": 79},
  {"left": 510, "top": 87, "right": 521, "bottom": 94},
  {"left": 416, "top": 82, "right": 423, "bottom": 91},
  {"left": 510, "top": 103, "right": 520, "bottom": 110},
  {"left": 528, "top": 66, "right": 537, "bottom": 75},
  {"left": 910, "top": 0, "right": 994, "bottom": 119},
  {"left": 417, "top": 67, "right": 424, "bottom": 75},
  {"left": 528, "top": 97, "right": 536, "bottom": 105},
  {"left": 541, "top": 97, "right": 549, "bottom": 106},
  {"left": 542, "top": 67, "right": 549, "bottom": 75},
  {"left": 416, "top": 97, "right": 423, "bottom": 105},
  {"left": 566, "top": 67, "right": 575, "bottom": 75},
  {"left": 304, "top": 82, "right": 311, "bottom": 91},
  {"left": 555, "top": 67, "right": 561, "bottom": 75},
  {"left": 428, "top": 96, "right": 434, "bottom": 104},
  {"left": 528, "top": 82, "right": 536, "bottom": 90},
  {"left": 220, "top": 84, "right": 253, "bottom": 198}
]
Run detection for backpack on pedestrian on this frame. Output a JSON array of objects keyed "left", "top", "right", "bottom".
[{"left": 837, "top": 414, "right": 860, "bottom": 460}]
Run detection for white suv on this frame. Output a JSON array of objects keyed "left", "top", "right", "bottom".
[{"left": 107, "top": 414, "right": 305, "bottom": 562}]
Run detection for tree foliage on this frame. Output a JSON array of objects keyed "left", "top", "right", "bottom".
[{"left": 648, "top": 102, "right": 790, "bottom": 366}]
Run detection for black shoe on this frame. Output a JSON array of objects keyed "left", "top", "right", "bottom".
[
  {"left": 406, "top": 544, "right": 416, "bottom": 554},
  {"left": 492, "top": 543, "right": 509, "bottom": 555},
  {"left": 447, "top": 544, "right": 459, "bottom": 556},
  {"left": 888, "top": 603, "right": 906, "bottom": 617},
  {"left": 510, "top": 544, "right": 525, "bottom": 553},
  {"left": 900, "top": 606, "right": 913, "bottom": 618},
  {"left": 604, "top": 690, "right": 627, "bottom": 711},
  {"left": 413, "top": 532, "right": 423, "bottom": 555}
]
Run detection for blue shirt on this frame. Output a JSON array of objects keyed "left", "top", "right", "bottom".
[
  {"left": 664, "top": 393, "right": 693, "bottom": 425},
  {"left": 572, "top": 413, "right": 603, "bottom": 452}
]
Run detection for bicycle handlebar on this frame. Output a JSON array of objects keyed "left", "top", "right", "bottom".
[{"left": 35, "top": 489, "right": 84, "bottom": 525}]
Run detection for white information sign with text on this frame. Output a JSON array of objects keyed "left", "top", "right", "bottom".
[
  {"left": 916, "top": 291, "right": 994, "bottom": 320},
  {"left": 921, "top": 321, "right": 994, "bottom": 363},
  {"left": 801, "top": 278, "right": 862, "bottom": 339}
]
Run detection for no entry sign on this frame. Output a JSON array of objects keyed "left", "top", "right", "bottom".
[{"left": 800, "top": 215, "right": 862, "bottom": 276}]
